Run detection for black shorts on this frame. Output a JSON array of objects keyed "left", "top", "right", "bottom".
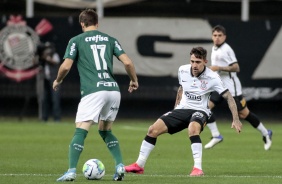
[
  {"left": 209, "top": 92, "right": 247, "bottom": 111},
  {"left": 160, "top": 109, "right": 208, "bottom": 134}
]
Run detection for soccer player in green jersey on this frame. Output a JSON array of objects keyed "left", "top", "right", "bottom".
[{"left": 53, "top": 9, "right": 138, "bottom": 182}]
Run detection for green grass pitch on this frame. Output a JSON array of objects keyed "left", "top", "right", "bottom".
[{"left": 0, "top": 117, "right": 281, "bottom": 184}]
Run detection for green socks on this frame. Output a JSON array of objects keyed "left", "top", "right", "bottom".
[
  {"left": 68, "top": 129, "right": 122, "bottom": 169},
  {"left": 69, "top": 128, "right": 88, "bottom": 168},
  {"left": 99, "top": 130, "right": 123, "bottom": 165}
]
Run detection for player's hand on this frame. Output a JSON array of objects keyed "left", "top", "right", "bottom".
[
  {"left": 53, "top": 80, "right": 62, "bottom": 91},
  {"left": 209, "top": 65, "right": 220, "bottom": 71},
  {"left": 128, "top": 81, "right": 138, "bottom": 93},
  {"left": 231, "top": 119, "right": 242, "bottom": 133}
]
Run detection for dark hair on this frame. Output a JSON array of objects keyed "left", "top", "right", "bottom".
[
  {"left": 212, "top": 25, "right": 226, "bottom": 35},
  {"left": 79, "top": 9, "right": 98, "bottom": 27},
  {"left": 190, "top": 47, "right": 207, "bottom": 60}
]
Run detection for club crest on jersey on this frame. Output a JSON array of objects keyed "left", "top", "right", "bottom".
[
  {"left": 0, "top": 15, "right": 53, "bottom": 82},
  {"left": 200, "top": 80, "right": 208, "bottom": 90}
]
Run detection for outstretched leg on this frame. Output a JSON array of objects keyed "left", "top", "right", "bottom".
[
  {"left": 240, "top": 108, "right": 272, "bottom": 150},
  {"left": 204, "top": 113, "right": 223, "bottom": 149},
  {"left": 125, "top": 119, "right": 167, "bottom": 174}
]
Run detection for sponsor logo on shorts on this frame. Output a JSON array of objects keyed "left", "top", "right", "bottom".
[
  {"left": 240, "top": 98, "right": 246, "bottom": 107},
  {"left": 163, "top": 111, "right": 172, "bottom": 116},
  {"left": 192, "top": 112, "right": 204, "bottom": 118}
]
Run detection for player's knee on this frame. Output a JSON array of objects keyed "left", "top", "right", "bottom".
[
  {"left": 239, "top": 113, "right": 246, "bottom": 119},
  {"left": 188, "top": 129, "right": 200, "bottom": 137},
  {"left": 147, "top": 125, "right": 160, "bottom": 137},
  {"left": 188, "top": 122, "right": 201, "bottom": 136},
  {"left": 239, "top": 107, "right": 249, "bottom": 119},
  {"left": 238, "top": 111, "right": 248, "bottom": 119}
]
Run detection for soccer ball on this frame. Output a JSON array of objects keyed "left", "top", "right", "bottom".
[{"left": 82, "top": 159, "right": 105, "bottom": 180}]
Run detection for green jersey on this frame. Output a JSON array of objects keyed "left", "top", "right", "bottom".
[{"left": 64, "top": 30, "right": 125, "bottom": 97}]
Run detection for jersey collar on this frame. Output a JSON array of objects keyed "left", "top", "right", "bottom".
[
  {"left": 214, "top": 42, "right": 225, "bottom": 50},
  {"left": 190, "top": 66, "right": 206, "bottom": 78}
]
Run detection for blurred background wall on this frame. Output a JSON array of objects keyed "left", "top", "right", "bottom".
[{"left": 0, "top": 0, "right": 281, "bottom": 120}]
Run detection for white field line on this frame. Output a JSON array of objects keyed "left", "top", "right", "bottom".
[
  {"left": 0, "top": 174, "right": 282, "bottom": 178},
  {"left": 121, "top": 125, "right": 148, "bottom": 131}
]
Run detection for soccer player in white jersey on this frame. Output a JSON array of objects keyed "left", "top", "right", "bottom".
[
  {"left": 204, "top": 25, "right": 272, "bottom": 150},
  {"left": 125, "top": 47, "right": 242, "bottom": 176},
  {"left": 53, "top": 9, "right": 138, "bottom": 181}
]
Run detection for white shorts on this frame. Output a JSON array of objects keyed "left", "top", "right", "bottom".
[{"left": 75, "top": 91, "right": 121, "bottom": 123}]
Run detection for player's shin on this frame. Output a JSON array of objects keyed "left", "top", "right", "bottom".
[
  {"left": 190, "top": 135, "right": 202, "bottom": 170},
  {"left": 99, "top": 130, "right": 123, "bottom": 165},
  {"left": 69, "top": 128, "right": 88, "bottom": 168},
  {"left": 135, "top": 135, "right": 156, "bottom": 168}
]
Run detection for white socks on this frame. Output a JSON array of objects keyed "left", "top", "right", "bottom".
[
  {"left": 257, "top": 123, "right": 268, "bottom": 136},
  {"left": 206, "top": 122, "right": 220, "bottom": 137},
  {"left": 136, "top": 140, "right": 203, "bottom": 170},
  {"left": 191, "top": 143, "right": 202, "bottom": 170},
  {"left": 136, "top": 140, "right": 155, "bottom": 168}
]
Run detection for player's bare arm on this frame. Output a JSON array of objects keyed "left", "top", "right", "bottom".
[
  {"left": 222, "top": 90, "right": 242, "bottom": 133},
  {"left": 210, "top": 63, "right": 240, "bottom": 73},
  {"left": 53, "top": 58, "right": 73, "bottom": 91},
  {"left": 118, "top": 54, "right": 138, "bottom": 93},
  {"left": 174, "top": 86, "right": 183, "bottom": 108}
]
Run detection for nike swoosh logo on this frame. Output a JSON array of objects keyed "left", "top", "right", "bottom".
[{"left": 88, "top": 167, "right": 93, "bottom": 177}]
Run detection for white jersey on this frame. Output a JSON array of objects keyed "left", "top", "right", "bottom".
[
  {"left": 211, "top": 42, "right": 242, "bottom": 96},
  {"left": 176, "top": 64, "right": 228, "bottom": 116}
]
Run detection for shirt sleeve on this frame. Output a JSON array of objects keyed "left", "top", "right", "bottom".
[
  {"left": 63, "top": 37, "right": 78, "bottom": 60},
  {"left": 213, "top": 73, "right": 228, "bottom": 94},
  {"left": 113, "top": 38, "right": 125, "bottom": 58},
  {"left": 178, "top": 66, "right": 182, "bottom": 86},
  {"left": 226, "top": 46, "right": 237, "bottom": 65}
]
